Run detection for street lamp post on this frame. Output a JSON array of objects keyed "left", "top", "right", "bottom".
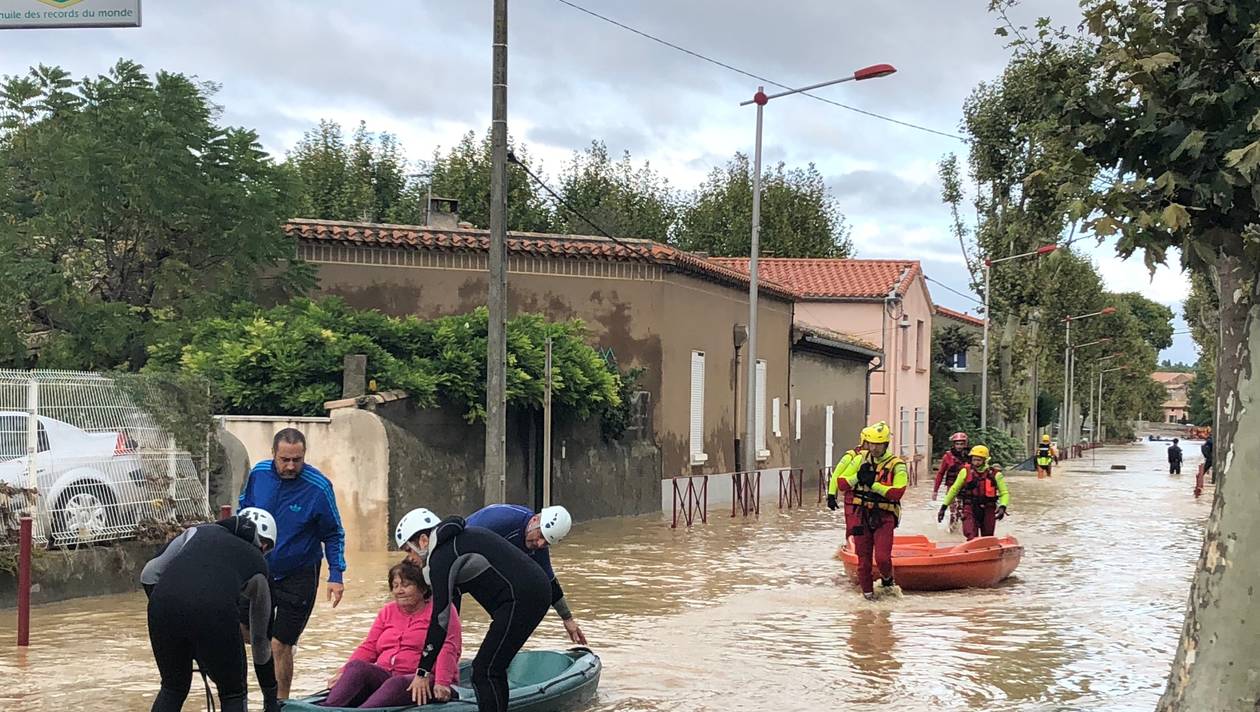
[
  {"left": 740, "top": 63, "right": 895, "bottom": 472},
  {"left": 1086, "top": 351, "right": 1121, "bottom": 443},
  {"left": 1093, "top": 355, "right": 1122, "bottom": 443},
  {"left": 1071, "top": 338, "right": 1112, "bottom": 443},
  {"left": 980, "top": 244, "right": 1057, "bottom": 430},
  {"left": 1098, "top": 365, "right": 1126, "bottom": 442},
  {"left": 1060, "top": 307, "right": 1117, "bottom": 449}
]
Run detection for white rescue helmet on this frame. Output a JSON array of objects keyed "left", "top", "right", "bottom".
[
  {"left": 395, "top": 508, "right": 441, "bottom": 549},
  {"left": 237, "top": 507, "right": 278, "bottom": 547},
  {"left": 538, "top": 505, "right": 572, "bottom": 545}
]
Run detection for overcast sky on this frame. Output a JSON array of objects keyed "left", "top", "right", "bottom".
[{"left": 3, "top": 0, "right": 1196, "bottom": 363}]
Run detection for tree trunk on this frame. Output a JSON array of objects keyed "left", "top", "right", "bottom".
[{"left": 1159, "top": 254, "right": 1260, "bottom": 710}]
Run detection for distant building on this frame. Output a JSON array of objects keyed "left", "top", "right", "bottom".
[
  {"left": 711, "top": 258, "right": 933, "bottom": 478},
  {"left": 1152, "top": 371, "right": 1193, "bottom": 423},
  {"left": 933, "top": 306, "right": 985, "bottom": 399}
]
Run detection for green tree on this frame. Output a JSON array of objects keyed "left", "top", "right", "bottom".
[
  {"left": 0, "top": 60, "right": 308, "bottom": 370},
  {"left": 991, "top": 1, "right": 1260, "bottom": 704},
  {"left": 1187, "top": 358, "right": 1213, "bottom": 426},
  {"left": 1110, "top": 292, "right": 1174, "bottom": 352},
  {"left": 674, "top": 153, "right": 851, "bottom": 258},
  {"left": 932, "top": 324, "right": 980, "bottom": 376},
  {"left": 553, "top": 141, "right": 678, "bottom": 242},
  {"left": 428, "top": 130, "right": 551, "bottom": 232},
  {"left": 288, "top": 120, "right": 410, "bottom": 223}
]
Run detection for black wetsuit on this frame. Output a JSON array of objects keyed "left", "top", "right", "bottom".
[
  {"left": 141, "top": 517, "right": 278, "bottom": 712},
  {"left": 1168, "top": 444, "right": 1183, "bottom": 474},
  {"left": 417, "top": 517, "right": 551, "bottom": 712}
]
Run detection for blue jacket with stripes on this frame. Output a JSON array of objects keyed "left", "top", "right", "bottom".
[{"left": 239, "top": 460, "right": 347, "bottom": 583}]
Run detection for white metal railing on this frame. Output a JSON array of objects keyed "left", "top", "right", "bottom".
[{"left": 0, "top": 370, "right": 209, "bottom": 547}]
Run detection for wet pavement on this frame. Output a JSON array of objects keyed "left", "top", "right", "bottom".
[{"left": 0, "top": 441, "right": 1209, "bottom": 711}]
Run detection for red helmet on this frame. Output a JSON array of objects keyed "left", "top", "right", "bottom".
[{"left": 950, "top": 432, "right": 969, "bottom": 444}]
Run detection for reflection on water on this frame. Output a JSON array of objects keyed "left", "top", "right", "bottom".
[{"left": 0, "top": 443, "right": 1208, "bottom": 711}]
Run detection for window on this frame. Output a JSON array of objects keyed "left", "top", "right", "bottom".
[
  {"left": 772, "top": 397, "right": 781, "bottom": 438},
  {"left": 899, "top": 407, "right": 912, "bottom": 457},
  {"left": 0, "top": 416, "right": 48, "bottom": 462},
  {"left": 628, "top": 391, "right": 651, "bottom": 435},
  {"left": 950, "top": 349, "right": 968, "bottom": 370},
  {"left": 755, "top": 360, "right": 768, "bottom": 460},
  {"left": 794, "top": 399, "right": 801, "bottom": 441},
  {"left": 916, "top": 320, "right": 926, "bottom": 370},
  {"left": 914, "top": 407, "right": 927, "bottom": 455},
  {"left": 689, "top": 351, "right": 707, "bottom": 464},
  {"left": 900, "top": 321, "right": 910, "bottom": 370}
]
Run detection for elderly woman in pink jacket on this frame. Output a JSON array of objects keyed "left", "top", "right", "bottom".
[{"left": 321, "top": 560, "right": 462, "bottom": 707}]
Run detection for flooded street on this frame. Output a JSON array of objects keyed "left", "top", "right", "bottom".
[{"left": 1, "top": 442, "right": 1209, "bottom": 711}]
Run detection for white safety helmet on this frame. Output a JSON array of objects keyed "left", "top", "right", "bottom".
[
  {"left": 237, "top": 507, "right": 278, "bottom": 547},
  {"left": 395, "top": 507, "right": 441, "bottom": 550},
  {"left": 538, "top": 506, "right": 573, "bottom": 546}
]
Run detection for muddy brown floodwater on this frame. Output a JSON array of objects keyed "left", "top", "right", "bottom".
[{"left": 0, "top": 441, "right": 1210, "bottom": 711}]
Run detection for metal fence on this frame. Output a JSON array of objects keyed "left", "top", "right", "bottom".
[{"left": 0, "top": 370, "right": 210, "bottom": 547}]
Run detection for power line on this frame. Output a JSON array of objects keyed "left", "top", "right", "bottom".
[
  {"left": 507, "top": 150, "right": 659, "bottom": 264},
  {"left": 924, "top": 275, "right": 983, "bottom": 307},
  {"left": 551, "top": 0, "right": 965, "bottom": 141}
]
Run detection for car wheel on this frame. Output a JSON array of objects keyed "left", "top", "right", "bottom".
[{"left": 53, "top": 481, "right": 118, "bottom": 546}]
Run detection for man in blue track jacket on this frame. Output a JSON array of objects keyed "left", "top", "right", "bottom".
[{"left": 238, "top": 428, "right": 346, "bottom": 700}]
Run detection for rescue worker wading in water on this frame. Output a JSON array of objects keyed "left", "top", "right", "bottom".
[
  {"left": 932, "top": 432, "right": 970, "bottom": 531},
  {"left": 826, "top": 428, "right": 872, "bottom": 535},
  {"left": 1036, "top": 434, "right": 1054, "bottom": 479},
  {"left": 939, "top": 445, "right": 1010, "bottom": 540},
  {"left": 836, "top": 421, "right": 909, "bottom": 601}
]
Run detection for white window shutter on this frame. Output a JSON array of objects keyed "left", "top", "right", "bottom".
[
  {"left": 825, "top": 405, "right": 835, "bottom": 466},
  {"left": 772, "top": 397, "right": 781, "bottom": 437},
  {"left": 689, "top": 351, "right": 707, "bottom": 464},
  {"left": 755, "top": 360, "right": 767, "bottom": 458},
  {"left": 794, "top": 399, "right": 801, "bottom": 441}
]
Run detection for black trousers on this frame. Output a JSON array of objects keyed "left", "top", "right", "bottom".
[
  {"left": 148, "top": 597, "right": 248, "bottom": 712},
  {"left": 470, "top": 593, "right": 550, "bottom": 712}
]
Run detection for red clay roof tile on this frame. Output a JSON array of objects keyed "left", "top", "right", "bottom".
[
  {"left": 936, "top": 305, "right": 985, "bottom": 328},
  {"left": 708, "top": 257, "right": 922, "bottom": 300}
]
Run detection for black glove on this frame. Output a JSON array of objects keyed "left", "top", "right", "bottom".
[
  {"left": 937, "top": 506, "right": 947, "bottom": 523},
  {"left": 996, "top": 506, "right": 1007, "bottom": 521},
  {"left": 857, "top": 466, "right": 877, "bottom": 488},
  {"left": 826, "top": 493, "right": 838, "bottom": 510}
]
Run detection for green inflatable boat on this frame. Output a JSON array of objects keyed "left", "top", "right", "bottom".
[{"left": 282, "top": 648, "right": 601, "bottom": 712}]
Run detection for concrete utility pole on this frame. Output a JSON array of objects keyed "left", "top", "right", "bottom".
[{"left": 485, "top": 0, "right": 508, "bottom": 505}]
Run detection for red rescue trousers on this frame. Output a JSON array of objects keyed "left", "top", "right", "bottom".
[
  {"left": 850, "top": 508, "right": 896, "bottom": 594},
  {"left": 962, "top": 501, "right": 997, "bottom": 540}
]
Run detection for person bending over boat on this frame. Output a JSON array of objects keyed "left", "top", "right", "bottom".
[
  {"left": 141, "top": 512, "right": 281, "bottom": 712},
  {"left": 939, "top": 445, "right": 1010, "bottom": 540},
  {"left": 396, "top": 508, "right": 552, "bottom": 712},
  {"left": 320, "top": 560, "right": 461, "bottom": 708},
  {"left": 836, "top": 421, "right": 909, "bottom": 601},
  {"left": 466, "top": 503, "right": 588, "bottom": 645}
]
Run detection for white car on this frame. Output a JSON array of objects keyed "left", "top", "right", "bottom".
[{"left": 0, "top": 411, "right": 154, "bottom": 545}]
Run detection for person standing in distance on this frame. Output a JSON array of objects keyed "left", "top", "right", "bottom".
[
  {"left": 238, "top": 428, "right": 347, "bottom": 701},
  {"left": 465, "top": 504, "right": 587, "bottom": 645}
]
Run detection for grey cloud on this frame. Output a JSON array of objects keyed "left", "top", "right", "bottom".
[{"left": 830, "top": 169, "right": 942, "bottom": 217}]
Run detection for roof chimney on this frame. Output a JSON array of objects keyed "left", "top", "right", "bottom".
[{"left": 426, "top": 197, "right": 461, "bottom": 229}]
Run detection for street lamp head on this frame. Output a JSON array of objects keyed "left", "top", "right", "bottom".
[
  {"left": 855, "top": 63, "right": 897, "bottom": 81},
  {"left": 1036, "top": 244, "right": 1058, "bottom": 255},
  {"left": 752, "top": 90, "right": 769, "bottom": 106},
  {"left": 1101, "top": 306, "right": 1117, "bottom": 315}
]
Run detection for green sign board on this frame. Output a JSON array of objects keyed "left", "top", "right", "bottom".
[{"left": 0, "top": 0, "right": 141, "bottom": 29}]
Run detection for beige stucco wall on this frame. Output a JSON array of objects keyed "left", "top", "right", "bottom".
[
  {"left": 218, "top": 410, "right": 390, "bottom": 552},
  {"left": 307, "top": 250, "right": 794, "bottom": 479},
  {"left": 792, "top": 277, "right": 934, "bottom": 475}
]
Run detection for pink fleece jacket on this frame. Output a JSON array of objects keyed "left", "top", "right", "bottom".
[{"left": 349, "top": 599, "right": 462, "bottom": 686}]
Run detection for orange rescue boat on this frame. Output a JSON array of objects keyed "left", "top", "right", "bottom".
[{"left": 837, "top": 534, "right": 1023, "bottom": 591}]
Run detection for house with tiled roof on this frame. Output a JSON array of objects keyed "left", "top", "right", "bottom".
[
  {"left": 933, "top": 305, "right": 985, "bottom": 400},
  {"left": 286, "top": 214, "right": 877, "bottom": 513},
  {"left": 711, "top": 257, "right": 935, "bottom": 475},
  {"left": 1152, "top": 371, "right": 1194, "bottom": 424}
]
